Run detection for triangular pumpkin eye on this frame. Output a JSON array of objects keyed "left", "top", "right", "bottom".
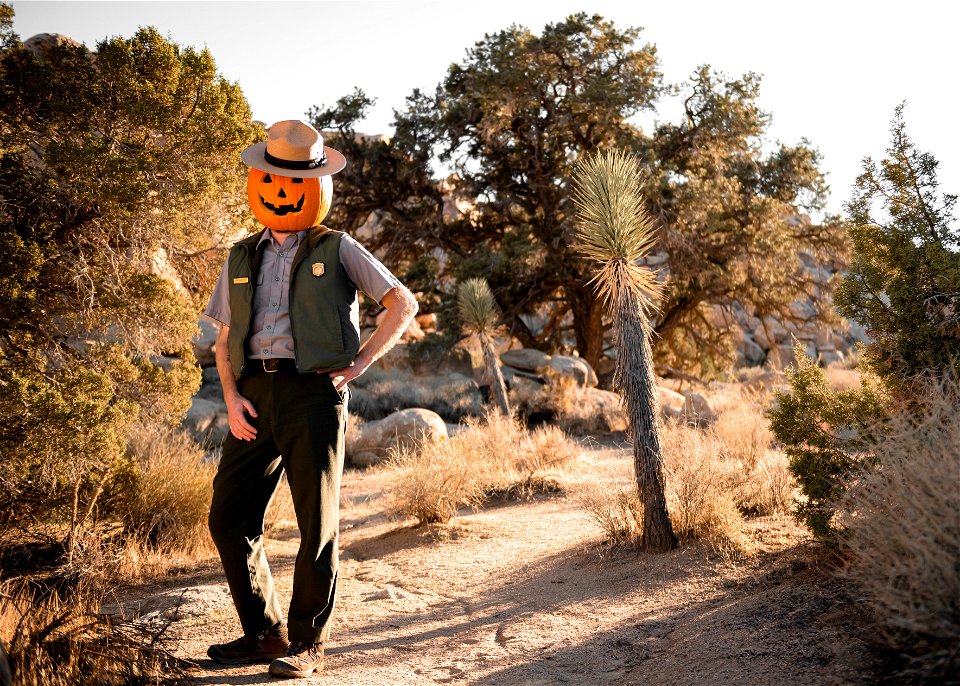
[
  {"left": 292, "top": 178, "right": 303, "bottom": 184},
  {"left": 263, "top": 173, "right": 273, "bottom": 183}
]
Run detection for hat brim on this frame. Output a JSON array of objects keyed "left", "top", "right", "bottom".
[{"left": 241, "top": 141, "right": 347, "bottom": 178}]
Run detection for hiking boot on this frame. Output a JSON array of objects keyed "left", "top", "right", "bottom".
[
  {"left": 268, "top": 641, "right": 325, "bottom": 678},
  {"left": 207, "top": 623, "right": 289, "bottom": 665}
]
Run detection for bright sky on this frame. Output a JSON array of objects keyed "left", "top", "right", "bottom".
[{"left": 10, "top": 0, "right": 960, "bottom": 217}]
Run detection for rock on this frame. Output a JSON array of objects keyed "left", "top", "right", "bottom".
[
  {"left": 192, "top": 319, "right": 219, "bottom": 368},
  {"left": 767, "top": 344, "right": 799, "bottom": 371},
  {"left": 351, "top": 408, "right": 448, "bottom": 466},
  {"left": 681, "top": 391, "right": 715, "bottom": 423},
  {"left": 585, "top": 388, "right": 629, "bottom": 432},
  {"left": 415, "top": 313, "right": 438, "bottom": 332},
  {"left": 23, "top": 33, "right": 88, "bottom": 58},
  {"left": 500, "top": 348, "right": 552, "bottom": 372},
  {"left": 548, "top": 355, "right": 598, "bottom": 388},
  {"left": 739, "top": 338, "right": 766, "bottom": 367},
  {"left": 196, "top": 366, "right": 224, "bottom": 401},
  {"left": 657, "top": 386, "right": 687, "bottom": 419},
  {"left": 818, "top": 347, "right": 845, "bottom": 367},
  {"left": 182, "top": 397, "right": 224, "bottom": 438},
  {"left": 499, "top": 364, "right": 545, "bottom": 388}
]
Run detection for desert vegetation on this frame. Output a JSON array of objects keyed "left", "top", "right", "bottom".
[{"left": 1, "top": 2, "right": 957, "bottom": 684}]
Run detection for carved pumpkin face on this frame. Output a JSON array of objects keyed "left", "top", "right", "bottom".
[{"left": 247, "top": 170, "right": 332, "bottom": 231}]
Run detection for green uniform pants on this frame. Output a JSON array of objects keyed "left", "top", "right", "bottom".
[{"left": 208, "top": 366, "right": 347, "bottom": 645}]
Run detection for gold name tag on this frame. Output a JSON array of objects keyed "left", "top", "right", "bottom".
[
  {"left": 232, "top": 277, "right": 249, "bottom": 284},
  {"left": 312, "top": 262, "right": 325, "bottom": 277}
]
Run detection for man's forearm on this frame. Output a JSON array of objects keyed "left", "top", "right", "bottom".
[
  {"left": 355, "top": 287, "right": 419, "bottom": 369},
  {"left": 214, "top": 324, "right": 241, "bottom": 400}
]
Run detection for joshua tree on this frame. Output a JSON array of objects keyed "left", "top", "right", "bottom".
[
  {"left": 457, "top": 278, "right": 511, "bottom": 416},
  {"left": 572, "top": 149, "right": 677, "bottom": 552}
]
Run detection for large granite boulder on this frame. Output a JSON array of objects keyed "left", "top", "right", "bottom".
[
  {"left": 500, "top": 348, "right": 551, "bottom": 373},
  {"left": 657, "top": 387, "right": 687, "bottom": 419},
  {"left": 549, "top": 355, "right": 598, "bottom": 388},
  {"left": 192, "top": 319, "right": 219, "bottom": 368},
  {"left": 350, "top": 408, "right": 448, "bottom": 467},
  {"left": 584, "top": 388, "right": 628, "bottom": 432}
]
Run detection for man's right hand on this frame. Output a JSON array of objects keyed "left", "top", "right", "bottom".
[{"left": 226, "top": 393, "right": 259, "bottom": 441}]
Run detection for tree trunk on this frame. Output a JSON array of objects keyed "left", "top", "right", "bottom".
[
  {"left": 480, "top": 332, "right": 510, "bottom": 416},
  {"left": 569, "top": 283, "right": 606, "bottom": 370},
  {"left": 614, "top": 293, "right": 677, "bottom": 553}
]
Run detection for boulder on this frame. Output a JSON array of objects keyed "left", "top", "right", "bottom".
[
  {"left": 350, "top": 408, "right": 447, "bottom": 467},
  {"left": 192, "top": 319, "right": 219, "bottom": 368},
  {"left": 584, "top": 388, "right": 629, "bottom": 432},
  {"left": 657, "top": 387, "right": 687, "bottom": 419},
  {"left": 182, "top": 397, "right": 225, "bottom": 439},
  {"left": 500, "top": 348, "right": 552, "bottom": 373},
  {"left": 415, "top": 313, "right": 438, "bottom": 332},
  {"left": 738, "top": 337, "right": 766, "bottom": 367},
  {"left": 196, "top": 366, "right": 224, "bottom": 401},
  {"left": 818, "top": 347, "right": 845, "bottom": 367},
  {"left": 549, "top": 355, "right": 598, "bottom": 388},
  {"left": 681, "top": 391, "right": 715, "bottom": 424}
]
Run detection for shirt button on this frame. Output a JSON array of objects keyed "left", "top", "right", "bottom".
[
  {"left": 266, "top": 325, "right": 273, "bottom": 330},
  {"left": 271, "top": 303, "right": 277, "bottom": 307},
  {"left": 275, "top": 276, "right": 280, "bottom": 282},
  {"left": 262, "top": 348, "right": 268, "bottom": 354},
  {"left": 278, "top": 251, "right": 284, "bottom": 256}
]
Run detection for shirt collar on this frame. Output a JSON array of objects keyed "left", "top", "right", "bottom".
[{"left": 256, "top": 229, "right": 307, "bottom": 251}]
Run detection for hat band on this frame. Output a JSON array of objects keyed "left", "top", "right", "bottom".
[{"left": 264, "top": 149, "right": 328, "bottom": 171}]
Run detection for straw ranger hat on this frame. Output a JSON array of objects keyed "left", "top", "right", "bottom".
[{"left": 241, "top": 119, "right": 346, "bottom": 178}]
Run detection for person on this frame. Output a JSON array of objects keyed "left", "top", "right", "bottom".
[{"left": 202, "top": 119, "right": 418, "bottom": 678}]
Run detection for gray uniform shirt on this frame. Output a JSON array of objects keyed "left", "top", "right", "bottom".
[{"left": 203, "top": 229, "right": 402, "bottom": 359}]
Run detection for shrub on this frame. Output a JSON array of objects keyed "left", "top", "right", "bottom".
[
  {"left": 0, "top": 582, "right": 192, "bottom": 686},
  {"left": 578, "top": 487, "right": 643, "bottom": 547},
  {"left": 112, "top": 424, "right": 215, "bottom": 556},
  {"left": 387, "top": 412, "right": 580, "bottom": 525},
  {"left": 661, "top": 421, "right": 750, "bottom": 556},
  {"left": 710, "top": 392, "right": 774, "bottom": 469},
  {"left": 839, "top": 377, "right": 960, "bottom": 676},
  {"left": 768, "top": 345, "right": 887, "bottom": 540}
]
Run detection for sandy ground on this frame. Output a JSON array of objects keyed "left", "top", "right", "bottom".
[{"left": 114, "top": 445, "right": 879, "bottom": 686}]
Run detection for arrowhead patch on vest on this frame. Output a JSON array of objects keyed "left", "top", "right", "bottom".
[{"left": 312, "top": 262, "right": 325, "bottom": 277}]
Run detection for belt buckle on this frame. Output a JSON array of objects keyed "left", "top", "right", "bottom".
[{"left": 262, "top": 359, "right": 279, "bottom": 373}]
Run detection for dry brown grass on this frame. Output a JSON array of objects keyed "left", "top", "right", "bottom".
[
  {"left": 839, "top": 376, "right": 960, "bottom": 675},
  {"left": 116, "top": 424, "right": 216, "bottom": 562},
  {"left": 0, "top": 582, "right": 193, "bottom": 685},
  {"left": 578, "top": 393, "right": 792, "bottom": 555},
  {"left": 661, "top": 421, "right": 751, "bottom": 556},
  {"left": 387, "top": 412, "right": 581, "bottom": 525},
  {"left": 710, "top": 393, "right": 774, "bottom": 469}
]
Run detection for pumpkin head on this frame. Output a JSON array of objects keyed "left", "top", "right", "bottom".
[{"left": 247, "top": 170, "right": 332, "bottom": 232}]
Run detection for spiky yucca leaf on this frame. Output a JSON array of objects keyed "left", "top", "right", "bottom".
[
  {"left": 458, "top": 278, "right": 500, "bottom": 335},
  {"left": 572, "top": 149, "right": 661, "bottom": 307}
]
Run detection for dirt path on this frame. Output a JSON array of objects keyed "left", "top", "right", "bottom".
[{"left": 118, "top": 446, "right": 877, "bottom": 685}]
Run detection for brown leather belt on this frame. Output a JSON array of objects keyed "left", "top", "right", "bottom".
[{"left": 244, "top": 358, "right": 297, "bottom": 374}]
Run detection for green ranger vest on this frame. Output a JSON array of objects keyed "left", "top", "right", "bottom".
[{"left": 225, "top": 226, "right": 361, "bottom": 379}]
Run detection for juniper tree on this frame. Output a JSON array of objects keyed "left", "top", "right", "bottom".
[
  {"left": 572, "top": 149, "right": 676, "bottom": 552},
  {"left": 0, "top": 11, "right": 259, "bottom": 555},
  {"left": 457, "top": 278, "right": 510, "bottom": 416},
  {"left": 310, "top": 16, "right": 841, "bottom": 376}
]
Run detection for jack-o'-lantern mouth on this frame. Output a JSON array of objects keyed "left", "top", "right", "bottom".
[{"left": 259, "top": 194, "right": 305, "bottom": 216}]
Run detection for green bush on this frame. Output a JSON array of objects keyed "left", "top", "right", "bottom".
[{"left": 768, "top": 345, "right": 886, "bottom": 540}]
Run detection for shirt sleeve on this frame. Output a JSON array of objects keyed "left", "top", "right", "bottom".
[
  {"left": 339, "top": 234, "right": 403, "bottom": 303},
  {"left": 203, "top": 254, "right": 231, "bottom": 326}
]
